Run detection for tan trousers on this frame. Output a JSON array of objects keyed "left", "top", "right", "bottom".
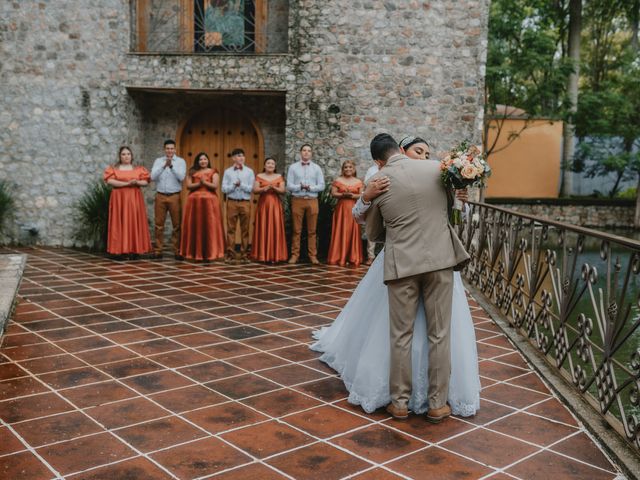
[
  {"left": 154, "top": 193, "right": 181, "bottom": 255},
  {"left": 291, "top": 197, "right": 318, "bottom": 258},
  {"left": 387, "top": 268, "right": 453, "bottom": 410},
  {"left": 226, "top": 199, "right": 251, "bottom": 258},
  {"left": 367, "top": 240, "right": 377, "bottom": 260}
]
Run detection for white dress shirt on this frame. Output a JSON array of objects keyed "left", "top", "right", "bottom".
[
  {"left": 364, "top": 164, "right": 379, "bottom": 183},
  {"left": 352, "top": 196, "right": 371, "bottom": 225},
  {"left": 150, "top": 156, "right": 186, "bottom": 194},
  {"left": 221, "top": 165, "right": 255, "bottom": 200},
  {"left": 353, "top": 164, "right": 380, "bottom": 224},
  {"left": 286, "top": 161, "right": 325, "bottom": 198}
]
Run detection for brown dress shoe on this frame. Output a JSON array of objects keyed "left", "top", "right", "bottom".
[
  {"left": 386, "top": 403, "right": 409, "bottom": 420},
  {"left": 426, "top": 404, "right": 451, "bottom": 424},
  {"left": 309, "top": 256, "right": 320, "bottom": 265},
  {"left": 288, "top": 256, "right": 299, "bottom": 264}
]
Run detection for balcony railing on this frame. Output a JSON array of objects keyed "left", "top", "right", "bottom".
[
  {"left": 460, "top": 202, "right": 640, "bottom": 452},
  {"left": 132, "top": 0, "right": 288, "bottom": 54}
]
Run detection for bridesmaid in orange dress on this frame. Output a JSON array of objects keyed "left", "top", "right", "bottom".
[
  {"left": 251, "top": 157, "right": 288, "bottom": 263},
  {"left": 103, "top": 146, "right": 152, "bottom": 257},
  {"left": 179, "top": 152, "right": 225, "bottom": 261},
  {"left": 327, "top": 160, "right": 364, "bottom": 267}
]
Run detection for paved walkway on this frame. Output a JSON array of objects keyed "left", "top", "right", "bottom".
[{"left": 0, "top": 248, "right": 624, "bottom": 479}]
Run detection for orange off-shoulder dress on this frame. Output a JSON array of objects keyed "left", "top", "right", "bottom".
[
  {"left": 251, "top": 175, "right": 288, "bottom": 263},
  {"left": 180, "top": 169, "right": 225, "bottom": 261},
  {"left": 327, "top": 179, "right": 364, "bottom": 267},
  {"left": 103, "top": 165, "right": 152, "bottom": 255}
]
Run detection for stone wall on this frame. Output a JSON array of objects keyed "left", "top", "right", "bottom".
[
  {"left": 487, "top": 200, "right": 635, "bottom": 229},
  {"left": 0, "top": 0, "right": 489, "bottom": 246},
  {"left": 0, "top": 0, "right": 133, "bottom": 246},
  {"left": 285, "top": 0, "right": 489, "bottom": 176}
]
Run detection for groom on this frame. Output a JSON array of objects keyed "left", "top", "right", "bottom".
[{"left": 366, "top": 133, "right": 469, "bottom": 423}]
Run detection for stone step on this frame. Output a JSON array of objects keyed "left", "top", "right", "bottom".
[{"left": 0, "top": 253, "right": 26, "bottom": 338}]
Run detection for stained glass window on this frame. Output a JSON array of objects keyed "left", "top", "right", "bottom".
[{"left": 195, "top": 0, "right": 256, "bottom": 52}]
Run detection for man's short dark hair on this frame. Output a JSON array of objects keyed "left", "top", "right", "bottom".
[
  {"left": 300, "top": 143, "right": 312, "bottom": 151},
  {"left": 231, "top": 148, "right": 245, "bottom": 157},
  {"left": 164, "top": 139, "right": 176, "bottom": 147},
  {"left": 370, "top": 133, "right": 399, "bottom": 161}
]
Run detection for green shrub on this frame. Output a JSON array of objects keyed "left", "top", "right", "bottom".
[
  {"left": 317, "top": 184, "right": 337, "bottom": 258},
  {"left": 0, "top": 180, "right": 15, "bottom": 238},
  {"left": 283, "top": 184, "right": 337, "bottom": 260},
  {"left": 616, "top": 187, "right": 637, "bottom": 200},
  {"left": 73, "top": 181, "right": 111, "bottom": 250}
]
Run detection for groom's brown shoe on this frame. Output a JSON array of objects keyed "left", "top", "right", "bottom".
[
  {"left": 386, "top": 403, "right": 409, "bottom": 420},
  {"left": 426, "top": 404, "right": 451, "bottom": 424}
]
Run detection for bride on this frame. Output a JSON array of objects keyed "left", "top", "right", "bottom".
[{"left": 311, "top": 136, "right": 480, "bottom": 417}]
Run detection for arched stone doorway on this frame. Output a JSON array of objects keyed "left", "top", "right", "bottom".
[
  {"left": 178, "top": 106, "right": 264, "bottom": 245},
  {"left": 179, "top": 106, "right": 263, "bottom": 174}
]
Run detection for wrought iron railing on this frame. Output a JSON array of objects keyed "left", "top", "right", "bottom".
[
  {"left": 460, "top": 202, "right": 640, "bottom": 451},
  {"left": 132, "top": 0, "right": 288, "bottom": 54}
]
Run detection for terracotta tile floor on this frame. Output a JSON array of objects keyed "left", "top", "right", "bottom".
[{"left": 0, "top": 248, "right": 624, "bottom": 479}]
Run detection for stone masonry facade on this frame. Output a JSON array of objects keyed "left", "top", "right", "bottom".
[
  {"left": 492, "top": 202, "right": 635, "bottom": 229},
  {"left": 0, "top": 0, "right": 489, "bottom": 246}
]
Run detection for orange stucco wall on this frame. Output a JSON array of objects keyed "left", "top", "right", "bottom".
[{"left": 484, "top": 119, "right": 563, "bottom": 198}]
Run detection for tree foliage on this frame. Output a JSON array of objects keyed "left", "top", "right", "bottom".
[
  {"left": 487, "top": 0, "right": 640, "bottom": 201},
  {"left": 573, "top": 1, "right": 640, "bottom": 198},
  {"left": 485, "top": 0, "right": 573, "bottom": 156}
]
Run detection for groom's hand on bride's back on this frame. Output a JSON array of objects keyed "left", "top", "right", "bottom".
[{"left": 363, "top": 175, "right": 390, "bottom": 203}]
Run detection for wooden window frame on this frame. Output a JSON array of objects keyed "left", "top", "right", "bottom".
[{"left": 136, "top": 0, "right": 268, "bottom": 53}]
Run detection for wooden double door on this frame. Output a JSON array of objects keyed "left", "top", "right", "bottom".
[{"left": 179, "top": 107, "right": 263, "bottom": 244}]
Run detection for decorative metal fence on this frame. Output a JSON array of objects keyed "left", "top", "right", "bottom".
[
  {"left": 133, "top": 0, "right": 288, "bottom": 54},
  {"left": 460, "top": 202, "right": 640, "bottom": 451}
]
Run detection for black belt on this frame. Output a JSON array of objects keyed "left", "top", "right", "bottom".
[
  {"left": 157, "top": 192, "right": 181, "bottom": 196},
  {"left": 228, "top": 198, "right": 249, "bottom": 202}
]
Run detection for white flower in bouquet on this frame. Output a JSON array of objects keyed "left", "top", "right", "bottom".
[{"left": 440, "top": 140, "right": 492, "bottom": 225}]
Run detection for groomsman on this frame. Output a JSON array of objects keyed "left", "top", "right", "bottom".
[
  {"left": 222, "top": 148, "right": 255, "bottom": 263},
  {"left": 150, "top": 139, "right": 186, "bottom": 259},
  {"left": 286, "top": 144, "right": 325, "bottom": 265}
]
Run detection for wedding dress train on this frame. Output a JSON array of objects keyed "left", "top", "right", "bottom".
[{"left": 311, "top": 250, "right": 481, "bottom": 415}]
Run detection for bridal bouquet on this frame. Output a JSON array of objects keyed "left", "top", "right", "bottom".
[{"left": 440, "top": 141, "right": 491, "bottom": 225}]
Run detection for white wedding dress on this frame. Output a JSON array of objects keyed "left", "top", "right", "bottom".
[{"left": 311, "top": 250, "right": 481, "bottom": 416}]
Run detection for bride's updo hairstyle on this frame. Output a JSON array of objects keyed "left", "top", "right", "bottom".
[
  {"left": 399, "top": 136, "right": 430, "bottom": 160},
  {"left": 399, "top": 136, "right": 428, "bottom": 151}
]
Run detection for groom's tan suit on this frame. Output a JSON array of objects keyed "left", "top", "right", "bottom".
[{"left": 366, "top": 154, "right": 469, "bottom": 411}]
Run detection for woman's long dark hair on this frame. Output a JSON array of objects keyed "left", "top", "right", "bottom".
[
  {"left": 190, "top": 152, "right": 211, "bottom": 174},
  {"left": 262, "top": 156, "right": 278, "bottom": 173}
]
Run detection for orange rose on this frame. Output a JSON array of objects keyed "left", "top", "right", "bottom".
[{"left": 461, "top": 164, "right": 478, "bottom": 180}]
